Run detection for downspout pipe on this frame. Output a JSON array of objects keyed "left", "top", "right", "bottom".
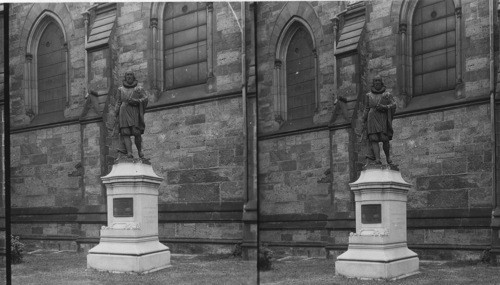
[
  {"left": 80, "top": 8, "right": 90, "bottom": 203},
  {"left": 490, "top": 0, "right": 497, "bottom": 219},
  {"left": 82, "top": 9, "right": 90, "bottom": 98},
  {"left": 81, "top": 3, "right": 98, "bottom": 97},
  {"left": 489, "top": 0, "right": 500, "bottom": 262},
  {"left": 252, "top": 0, "right": 258, "bottom": 209},
  {"left": 241, "top": 2, "right": 248, "bottom": 204}
]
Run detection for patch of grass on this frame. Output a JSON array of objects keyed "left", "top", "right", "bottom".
[
  {"left": 259, "top": 257, "right": 500, "bottom": 285},
  {"left": 443, "top": 260, "right": 482, "bottom": 267},
  {"left": 260, "top": 257, "right": 337, "bottom": 285},
  {"left": 13, "top": 251, "right": 500, "bottom": 285},
  {"left": 12, "top": 251, "right": 257, "bottom": 285}
]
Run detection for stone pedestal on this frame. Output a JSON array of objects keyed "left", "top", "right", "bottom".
[
  {"left": 335, "top": 166, "right": 419, "bottom": 280},
  {"left": 87, "top": 160, "right": 171, "bottom": 273}
]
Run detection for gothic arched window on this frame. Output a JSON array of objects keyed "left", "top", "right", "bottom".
[
  {"left": 412, "top": 0, "right": 456, "bottom": 97},
  {"left": 163, "top": 2, "right": 208, "bottom": 89},
  {"left": 274, "top": 18, "right": 318, "bottom": 129},
  {"left": 37, "top": 22, "right": 67, "bottom": 116},
  {"left": 286, "top": 26, "right": 316, "bottom": 123},
  {"left": 25, "top": 11, "right": 69, "bottom": 122}
]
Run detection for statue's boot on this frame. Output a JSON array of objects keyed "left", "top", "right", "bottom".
[
  {"left": 135, "top": 136, "right": 144, "bottom": 158},
  {"left": 383, "top": 141, "right": 392, "bottom": 165},
  {"left": 371, "top": 142, "right": 382, "bottom": 164},
  {"left": 366, "top": 154, "right": 376, "bottom": 161},
  {"left": 117, "top": 135, "right": 127, "bottom": 155},
  {"left": 124, "top": 136, "right": 133, "bottom": 158}
]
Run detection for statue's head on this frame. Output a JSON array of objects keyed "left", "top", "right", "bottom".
[
  {"left": 124, "top": 72, "right": 136, "bottom": 85},
  {"left": 372, "top": 76, "right": 385, "bottom": 92}
]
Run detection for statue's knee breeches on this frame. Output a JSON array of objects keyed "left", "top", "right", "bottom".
[{"left": 368, "top": 133, "right": 389, "bottom": 142}]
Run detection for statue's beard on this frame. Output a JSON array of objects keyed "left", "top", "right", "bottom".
[
  {"left": 123, "top": 80, "right": 138, "bottom": 88},
  {"left": 371, "top": 86, "right": 386, "bottom": 94}
]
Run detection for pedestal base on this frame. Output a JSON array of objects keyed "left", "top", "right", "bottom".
[
  {"left": 87, "top": 237, "right": 171, "bottom": 273},
  {"left": 335, "top": 244, "right": 419, "bottom": 279},
  {"left": 336, "top": 257, "right": 419, "bottom": 280}
]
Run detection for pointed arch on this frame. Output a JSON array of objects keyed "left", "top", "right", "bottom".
[
  {"left": 24, "top": 10, "right": 69, "bottom": 121},
  {"left": 273, "top": 16, "right": 319, "bottom": 128},
  {"left": 268, "top": 2, "right": 323, "bottom": 58}
]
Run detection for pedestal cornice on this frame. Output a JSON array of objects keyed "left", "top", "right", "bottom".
[
  {"left": 350, "top": 166, "right": 411, "bottom": 191},
  {"left": 102, "top": 160, "right": 163, "bottom": 184}
]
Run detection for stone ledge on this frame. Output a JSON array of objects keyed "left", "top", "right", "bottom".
[
  {"left": 158, "top": 211, "right": 242, "bottom": 222},
  {"left": 259, "top": 241, "right": 326, "bottom": 248},
  {"left": 11, "top": 202, "right": 245, "bottom": 216},
  {"left": 160, "top": 238, "right": 242, "bottom": 244},
  {"left": 159, "top": 202, "right": 244, "bottom": 212},
  {"left": 330, "top": 208, "right": 491, "bottom": 221},
  {"left": 259, "top": 220, "right": 327, "bottom": 230},
  {"left": 78, "top": 237, "right": 243, "bottom": 246},
  {"left": 260, "top": 213, "right": 328, "bottom": 222},
  {"left": 11, "top": 207, "right": 79, "bottom": 215}
]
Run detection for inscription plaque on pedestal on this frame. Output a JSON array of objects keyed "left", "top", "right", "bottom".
[
  {"left": 361, "top": 204, "right": 381, "bottom": 224},
  {"left": 113, "top": 198, "right": 133, "bottom": 217}
]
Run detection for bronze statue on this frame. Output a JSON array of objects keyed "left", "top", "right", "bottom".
[
  {"left": 362, "top": 77, "right": 396, "bottom": 166},
  {"left": 115, "top": 72, "right": 148, "bottom": 158}
]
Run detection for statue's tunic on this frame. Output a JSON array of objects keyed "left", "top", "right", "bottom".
[
  {"left": 364, "top": 91, "right": 396, "bottom": 142},
  {"left": 116, "top": 84, "right": 147, "bottom": 136}
]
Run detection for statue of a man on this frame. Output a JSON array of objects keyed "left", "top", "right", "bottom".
[
  {"left": 362, "top": 77, "right": 396, "bottom": 165},
  {"left": 115, "top": 71, "right": 148, "bottom": 158}
]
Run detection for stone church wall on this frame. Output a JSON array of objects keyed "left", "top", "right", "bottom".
[
  {"left": 9, "top": 2, "right": 248, "bottom": 254},
  {"left": 257, "top": 0, "right": 496, "bottom": 260},
  {"left": 259, "top": 130, "right": 331, "bottom": 256},
  {"left": 365, "top": 0, "right": 494, "bottom": 260},
  {"left": 7, "top": 1, "right": 500, "bottom": 260},
  {"left": 256, "top": 1, "right": 347, "bottom": 256}
]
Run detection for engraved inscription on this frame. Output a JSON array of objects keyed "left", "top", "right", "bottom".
[
  {"left": 113, "top": 198, "right": 133, "bottom": 217},
  {"left": 361, "top": 204, "right": 381, "bottom": 224}
]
